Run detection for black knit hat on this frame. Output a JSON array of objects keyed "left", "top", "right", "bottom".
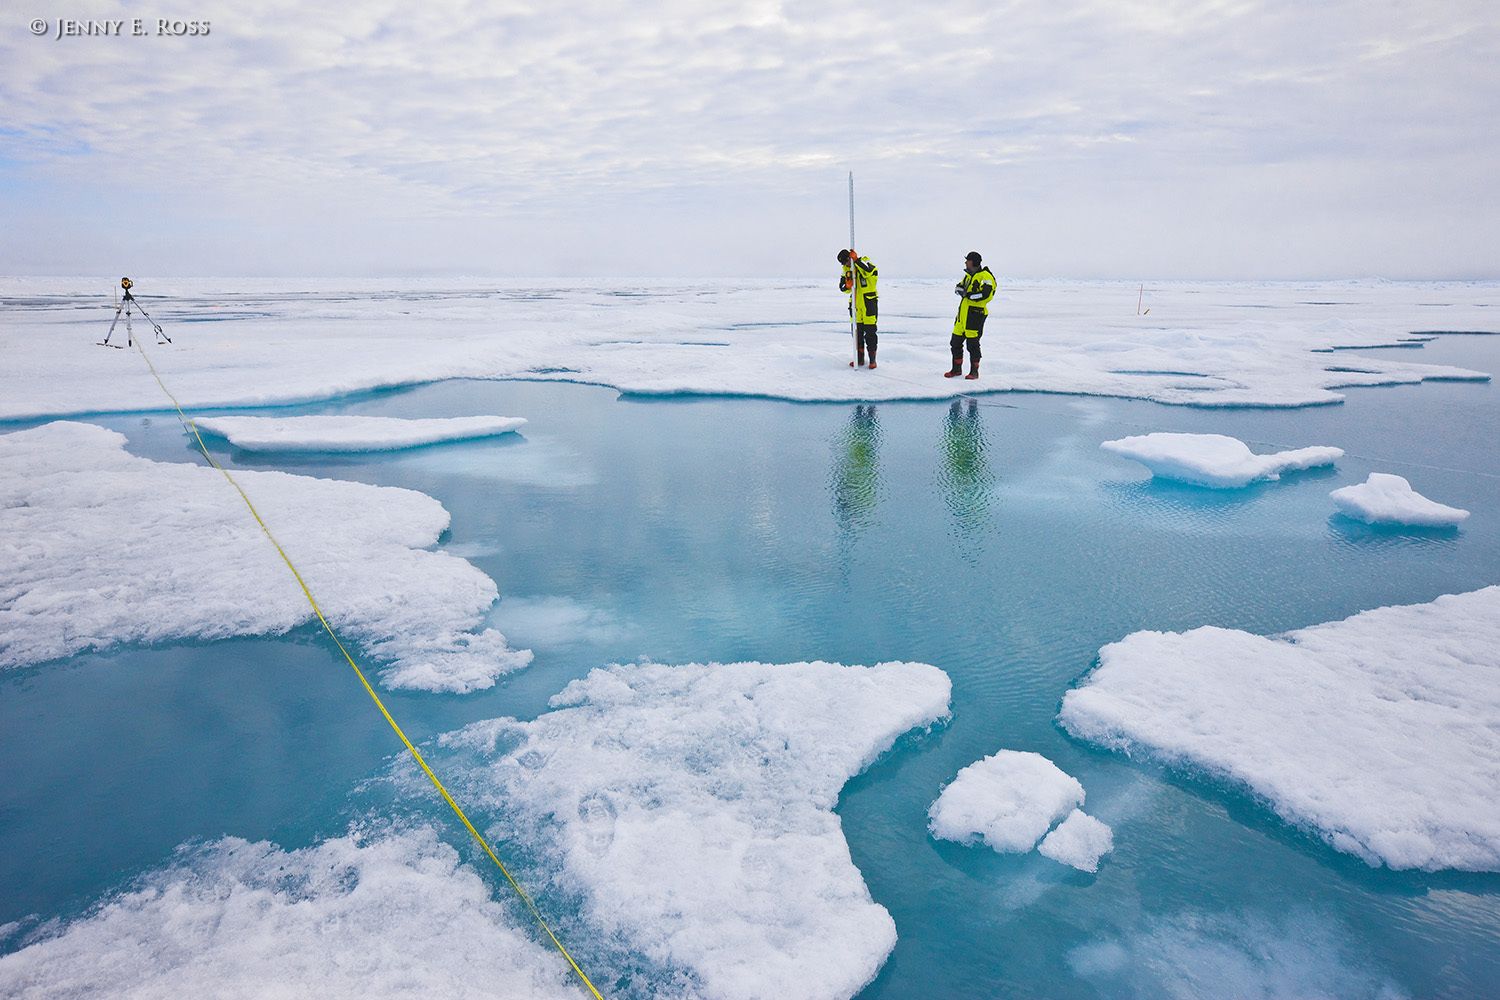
[
  {"left": 837, "top": 249, "right": 851, "bottom": 264},
  {"left": 965, "top": 251, "right": 982, "bottom": 265}
]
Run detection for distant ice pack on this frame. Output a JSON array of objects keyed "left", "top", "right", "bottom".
[
  {"left": 928, "top": 750, "right": 1113, "bottom": 872},
  {"left": 1101, "top": 432, "right": 1342, "bottom": 488},
  {"left": 1330, "top": 472, "right": 1470, "bottom": 527},
  {"left": 0, "top": 279, "right": 1491, "bottom": 419},
  {"left": 0, "top": 421, "right": 529, "bottom": 692},
  {"left": 1059, "top": 587, "right": 1500, "bottom": 871},
  {"left": 193, "top": 414, "right": 526, "bottom": 452},
  {"left": 414, "top": 659, "right": 953, "bottom": 1000}
]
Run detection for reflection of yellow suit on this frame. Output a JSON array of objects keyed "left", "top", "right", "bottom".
[
  {"left": 839, "top": 256, "right": 879, "bottom": 326},
  {"left": 832, "top": 404, "right": 881, "bottom": 531},
  {"left": 940, "top": 398, "right": 994, "bottom": 528}
]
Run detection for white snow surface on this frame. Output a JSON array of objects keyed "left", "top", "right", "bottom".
[
  {"left": 927, "top": 750, "right": 1084, "bottom": 853},
  {"left": 1330, "top": 473, "right": 1471, "bottom": 527},
  {"left": 192, "top": 414, "right": 526, "bottom": 451},
  {"left": 1038, "top": 809, "right": 1115, "bottom": 873},
  {"left": 1059, "top": 587, "right": 1500, "bottom": 871},
  {"left": 0, "top": 826, "right": 578, "bottom": 1000},
  {"left": 0, "top": 421, "right": 529, "bottom": 691},
  {"left": 422, "top": 659, "right": 953, "bottom": 1000},
  {"left": 0, "top": 278, "right": 1491, "bottom": 417},
  {"left": 1100, "top": 432, "right": 1343, "bottom": 487}
]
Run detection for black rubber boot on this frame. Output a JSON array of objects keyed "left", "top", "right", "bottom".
[
  {"left": 850, "top": 353, "right": 865, "bottom": 368},
  {"left": 965, "top": 360, "right": 980, "bottom": 380},
  {"left": 944, "top": 356, "right": 963, "bottom": 378}
]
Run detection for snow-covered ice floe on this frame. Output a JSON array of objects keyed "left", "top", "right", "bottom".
[
  {"left": 419, "top": 659, "right": 952, "bottom": 1000},
  {"left": 1100, "top": 432, "right": 1342, "bottom": 488},
  {"left": 1059, "top": 587, "right": 1500, "bottom": 871},
  {"left": 1037, "top": 810, "right": 1115, "bottom": 874},
  {"left": 0, "top": 278, "right": 1491, "bottom": 418},
  {"left": 192, "top": 414, "right": 526, "bottom": 452},
  {"left": 0, "top": 422, "right": 528, "bottom": 691},
  {"left": 928, "top": 750, "right": 1113, "bottom": 872},
  {"left": 0, "top": 826, "right": 579, "bottom": 999},
  {"left": 1330, "top": 473, "right": 1470, "bottom": 527}
]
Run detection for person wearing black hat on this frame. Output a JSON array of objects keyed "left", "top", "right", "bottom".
[
  {"left": 837, "top": 249, "right": 879, "bottom": 369},
  {"left": 946, "top": 251, "right": 996, "bottom": 380}
]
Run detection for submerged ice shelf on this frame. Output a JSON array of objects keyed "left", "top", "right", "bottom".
[
  {"left": 0, "top": 421, "right": 528, "bottom": 692},
  {"left": 1059, "top": 587, "right": 1500, "bottom": 872}
]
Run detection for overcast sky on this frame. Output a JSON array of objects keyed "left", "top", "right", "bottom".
[{"left": 2, "top": 0, "right": 1496, "bottom": 278}]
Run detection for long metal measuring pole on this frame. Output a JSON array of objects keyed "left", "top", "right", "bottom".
[{"left": 848, "top": 171, "right": 858, "bottom": 364}]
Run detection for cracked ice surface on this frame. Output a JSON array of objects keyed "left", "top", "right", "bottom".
[
  {"left": 0, "top": 421, "right": 529, "bottom": 691},
  {"left": 417, "top": 659, "right": 952, "bottom": 1000},
  {"left": 1059, "top": 587, "right": 1500, "bottom": 871},
  {"left": 0, "top": 278, "right": 1491, "bottom": 419}
]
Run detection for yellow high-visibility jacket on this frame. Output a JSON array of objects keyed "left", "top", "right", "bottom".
[
  {"left": 953, "top": 267, "right": 996, "bottom": 338},
  {"left": 840, "top": 255, "right": 879, "bottom": 325}
]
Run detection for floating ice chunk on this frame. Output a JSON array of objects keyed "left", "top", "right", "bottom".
[
  {"left": 1100, "top": 432, "right": 1342, "bottom": 487},
  {"left": 0, "top": 826, "right": 579, "bottom": 999},
  {"left": 927, "top": 750, "right": 1084, "bottom": 853},
  {"left": 193, "top": 414, "right": 526, "bottom": 452},
  {"left": 0, "top": 422, "right": 529, "bottom": 691},
  {"left": 423, "top": 659, "right": 952, "bottom": 1000},
  {"left": 1330, "top": 472, "right": 1470, "bottom": 527},
  {"left": 1059, "top": 587, "right": 1500, "bottom": 871},
  {"left": 1037, "top": 809, "right": 1114, "bottom": 873}
]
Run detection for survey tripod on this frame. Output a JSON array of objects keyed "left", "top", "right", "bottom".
[{"left": 99, "top": 277, "right": 170, "bottom": 348}]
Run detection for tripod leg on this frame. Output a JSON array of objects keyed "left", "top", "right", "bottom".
[
  {"left": 132, "top": 299, "right": 171, "bottom": 344},
  {"left": 99, "top": 299, "right": 127, "bottom": 347}
]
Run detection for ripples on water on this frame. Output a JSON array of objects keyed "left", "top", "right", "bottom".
[{"left": 2, "top": 341, "right": 1498, "bottom": 998}]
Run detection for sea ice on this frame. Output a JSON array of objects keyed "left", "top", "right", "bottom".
[
  {"left": 1330, "top": 472, "right": 1470, "bottom": 527},
  {"left": 0, "top": 421, "right": 529, "bottom": 691},
  {"left": 0, "top": 278, "right": 1490, "bottom": 418},
  {"left": 1100, "top": 432, "right": 1342, "bottom": 488},
  {"left": 1038, "top": 809, "right": 1114, "bottom": 873},
  {"left": 1058, "top": 587, "right": 1500, "bottom": 871},
  {"left": 927, "top": 750, "right": 1084, "bottom": 852},
  {"left": 416, "top": 659, "right": 952, "bottom": 1000},
  {"left": 0, "top": 826, "right": 579, "bottom": 999},
  {"left": 192, "top": 414, "right": 526, "bottom": 452}
]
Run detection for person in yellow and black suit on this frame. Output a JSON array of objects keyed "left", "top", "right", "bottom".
[
  {"left": 945, "top": 251, "right": 996, "bottom": 380},
  {"left": 837, "top": 249, "right": 879, "bottom": 369}
]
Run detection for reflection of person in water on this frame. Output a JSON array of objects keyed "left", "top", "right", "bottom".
[
  {"left": 831, "top": 404, "right": 882, "bottom": 533},
  {"left": 940, "top": 398, "right": 994, "bottom": 529}
]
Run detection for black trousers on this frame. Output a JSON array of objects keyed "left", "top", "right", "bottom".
[
  {"left": 950, "top": 331, "right": 981, "bottom": 361},
  {"left": 855, "top": 323, "right": 878, "bottom": 358}
]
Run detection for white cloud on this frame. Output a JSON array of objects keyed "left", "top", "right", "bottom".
[{"left": 1, "top": 0, "right": 1496, "bottom": 276}]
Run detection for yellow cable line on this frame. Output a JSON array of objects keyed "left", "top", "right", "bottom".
[{"left": 131, "top": 340, "right": 605, "bottom": 1000}]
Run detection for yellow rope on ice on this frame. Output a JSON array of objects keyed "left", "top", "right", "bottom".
[{"left": 131, "top": 338, "right": 605, "bottom": 1000}]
